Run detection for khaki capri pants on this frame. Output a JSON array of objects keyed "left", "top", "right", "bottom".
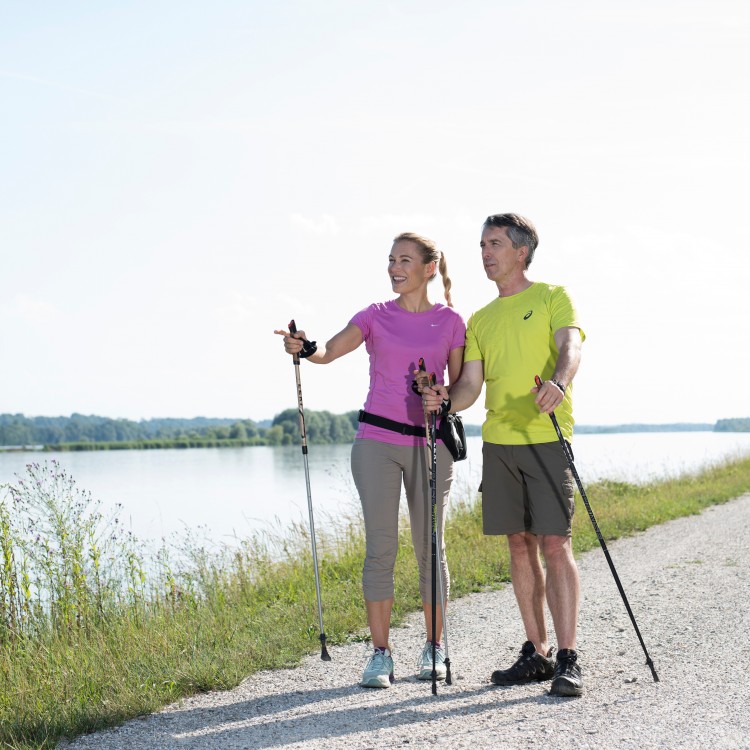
[{"left": 351, "top": 438, "right": 454, "bottom": 603}]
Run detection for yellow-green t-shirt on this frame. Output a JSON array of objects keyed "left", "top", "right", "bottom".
[{"left": 464, "top": 282, "right": 585, "bottom": 445}]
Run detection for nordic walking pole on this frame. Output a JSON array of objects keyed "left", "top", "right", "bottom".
[
  {"left": 534, "top": 375, "right": 658, "bottom": 682},
  {"left": 432, "top": 403, "right": 453, "bottom": 688},
  {"left": 288, "top": 320, "right": 331, "bottom": 661},
  {"left": 429, "top": 403, "right": 439, "bottom": 695},
  {"left": 418, "top": 359, "right": 453, "bottom": 693},
  {"left": 420, "top": 359, "right": 439, "bottom": 695}
]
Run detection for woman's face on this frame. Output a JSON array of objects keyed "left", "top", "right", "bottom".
[{"left": 388, "top": 240, "right": 435, "bottom": 295}]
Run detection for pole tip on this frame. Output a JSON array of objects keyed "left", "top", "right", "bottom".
[{"left": 320, "top": 634, "right": 332, "bottom": 661}]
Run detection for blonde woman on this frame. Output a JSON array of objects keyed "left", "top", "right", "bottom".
[{"left": 276, "top": 232, "right": 465, "bottom": 688}]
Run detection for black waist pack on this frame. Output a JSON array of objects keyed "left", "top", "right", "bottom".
[
  {"left": 358, "top": 409, "right": 467, "bottom": 461},
  {"left": 438, "top": 413, "right": 467, "bottom": 462}
]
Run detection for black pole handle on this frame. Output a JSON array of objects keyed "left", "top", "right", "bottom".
[
  {"left": 288, "top": 319, "right": 301, "bottom": 365},
  {"left": 288, "top": 319, "right": 317, "bottom": 360}
]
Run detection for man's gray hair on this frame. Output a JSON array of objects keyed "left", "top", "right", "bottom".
[{"left": 483, "top": 213, "right": 539, "bottom": 269}]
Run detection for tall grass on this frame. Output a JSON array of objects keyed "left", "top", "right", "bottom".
[{"left": 1, "top": 455, "right": 749, "bottom": 749}]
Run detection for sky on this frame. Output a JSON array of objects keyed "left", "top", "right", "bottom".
[{"left": 1, "top": 0, "right": 748, "bottom": 428}]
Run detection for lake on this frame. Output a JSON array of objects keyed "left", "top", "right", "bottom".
[{"left": 1, "top": 432, "right": 749, "bottom": 545}]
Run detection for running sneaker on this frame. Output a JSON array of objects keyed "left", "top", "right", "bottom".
[
  {"left": 550, "top": 648, "right": 583, "bottom": 697},
  {"left": 360, "top": 647, "right": 395, "bottom": 688},
  {"left": 490, "top": 640, "right": 555, "bottom": 685},
  {"left": 417, "top": 641, "right": 447, "bottom": 681}
]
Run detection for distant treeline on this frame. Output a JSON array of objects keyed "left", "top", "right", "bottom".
[
  {"left": 0, "top": 412, "right": 747, "bottom": 451},
  {"left": 715, "top": 418, "right": 750, "bottom": 432},
  {"left": 577, "top": 418, "right": 750, "bottom": 434},
  {"left": 0, "top": 410, "right": 362, "bottom": 450},
  {"left": 576, "top": 423, "right": 712, "bottom": 434}
]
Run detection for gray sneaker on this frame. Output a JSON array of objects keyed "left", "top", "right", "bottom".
[
  {"left": 490, "top": 641, "right": 555, "bottom": 685},
  {"left": 360, "top": 648, "right": 395, "bottom": 688},
  {"left": 417, "top": 641, "right": 446, "bottom": 681}
]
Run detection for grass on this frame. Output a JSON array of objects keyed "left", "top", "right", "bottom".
[{"left": 1, "top": 455, "right": 749, "bottom": 749}]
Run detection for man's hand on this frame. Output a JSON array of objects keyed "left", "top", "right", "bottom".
[{"left": 531, "top": 378, "right": 565, "bottom": 415}]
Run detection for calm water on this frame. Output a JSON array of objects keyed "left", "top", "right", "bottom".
[{"left": 1, "top": 432, "right": 749, "bottom": 544}]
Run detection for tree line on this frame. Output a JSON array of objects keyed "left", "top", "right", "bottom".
[
  {"left": 715, "top": 418, "right": 750, "bottom": 432},
  {"left": 0, "top": 411, "right": 362, "bottom": 449}
]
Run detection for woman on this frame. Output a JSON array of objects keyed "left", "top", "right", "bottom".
[{"left": 276, "top": 232, "right": 465, "bottom": 688}]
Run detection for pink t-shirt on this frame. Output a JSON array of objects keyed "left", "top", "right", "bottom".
[{"left": 350, "top": 300, "right": 466, "bottom": 446}]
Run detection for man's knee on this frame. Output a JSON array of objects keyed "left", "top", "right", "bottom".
[
  {"left": 540, "top": 534, "right": 574, "bottom": 564},
  {"left": 507, "top": 531, "right": 538, "bottom": 556}
]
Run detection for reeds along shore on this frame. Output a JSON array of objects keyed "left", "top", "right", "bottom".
[{"left": 1, "top": 456, "right": 750, "bottom": 749}]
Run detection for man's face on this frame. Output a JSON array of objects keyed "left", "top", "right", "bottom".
[{"left": 479, "top": 225, "right": 527, "bottom": 284}]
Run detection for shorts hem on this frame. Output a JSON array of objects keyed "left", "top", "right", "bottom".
[
  {"left": 484, "top": 527, "right": 572, "bottom": 537},
  {"left": 483, "top": 526, "right": 526, "bottom": 536}
]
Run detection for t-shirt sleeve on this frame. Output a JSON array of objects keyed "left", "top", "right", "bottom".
[
  {"left": 349, "top": 304, "right": 374, "bottom": 340},
  {"left": 450, "top": 313, "right": 467, "bottom": 351},
  {"left": 550, "top": 286, "right": 586, "bottom": 342},
  {"left": 463, "top": 313, "right": 483, "bottom": 362}
]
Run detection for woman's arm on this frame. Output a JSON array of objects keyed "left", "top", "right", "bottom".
[
  {"left": 446, "top": 346, "right": 465, "bottom": 387},
  {"left": 422, "top": 358, "right": 484, "bottom": 414},
  {"left": 275, "top": 323, "right": 363, "bottom": 364}
]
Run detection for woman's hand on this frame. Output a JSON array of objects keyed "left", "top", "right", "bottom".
[
  {"left": 274, "top": 327, "right": 307, "bottom": 357},
  {"left": 421, "top": 382, "right": 450, "bottom": 414}
]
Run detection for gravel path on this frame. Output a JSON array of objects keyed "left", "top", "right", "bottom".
[{"left": 61, "top": 493, "right": 750, "bottom": 750}]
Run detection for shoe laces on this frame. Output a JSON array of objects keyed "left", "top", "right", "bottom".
[
  {"left": 517, "top": 641, "right": 538, "bottom": 662},
  {"left": 554, "top": 650, "right": 580, "bottom": 677},
  {"left": 367, "top": 648, "right": 391, "bottom": 670},
  {"left": 418, "top": 641, "right": 444, "bottom": 665}
]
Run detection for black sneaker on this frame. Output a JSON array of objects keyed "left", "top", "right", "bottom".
[
  {"left": 490, "top": 641, "right": 556, "bottom": 685},
  {"left": 550, "top": 648, "right": 583, "bottom": 697}
]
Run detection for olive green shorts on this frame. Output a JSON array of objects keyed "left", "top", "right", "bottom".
[{"left": 481, "top": 441, "right": 575, "bottom": 537}]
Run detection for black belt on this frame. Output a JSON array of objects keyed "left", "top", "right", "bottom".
[{"left": 357, "top": 409, "right": 426, "bottom": 438}]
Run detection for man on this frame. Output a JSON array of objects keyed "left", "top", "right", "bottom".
[{"left": 423, "top": 213, "right": 585, "bottom": 697}]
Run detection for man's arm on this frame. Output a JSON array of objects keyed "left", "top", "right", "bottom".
[
  {"left": 423, "top": 359, "right": 484, "bottom": 413},
  {"left": 533, "top": 326, "right": 583, "bottom": 414}
]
